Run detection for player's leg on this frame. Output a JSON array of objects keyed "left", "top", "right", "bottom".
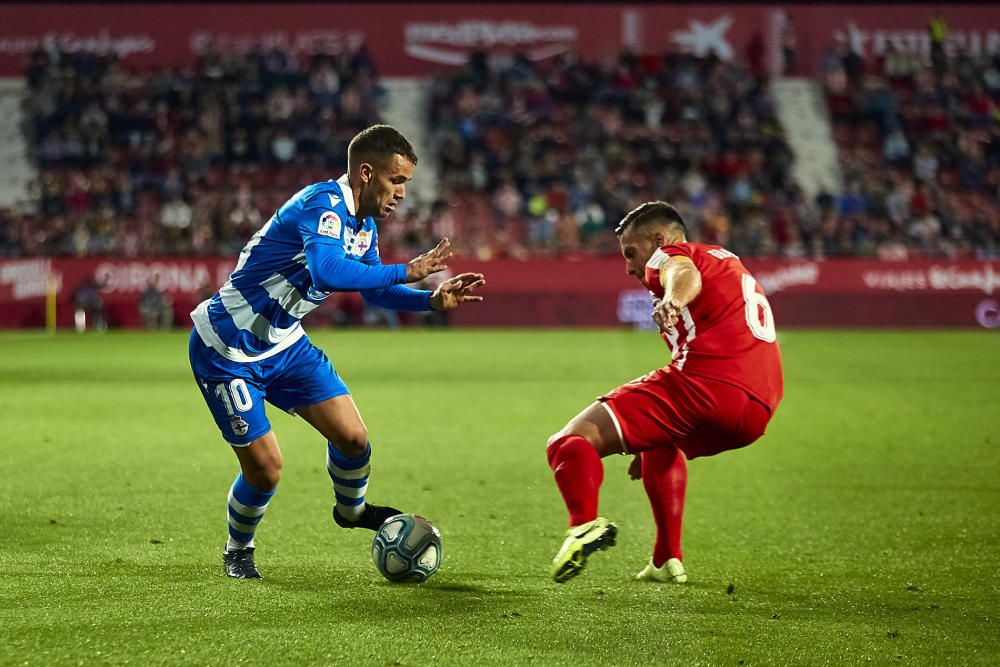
[
  {"left": 634, "top": 421, "right": 736, "bottom": 585},
  {"left": 223, "top": 431, "right": 282, "bottom": 579},
  {"left": 545, "top": 401, "right": 625, "bottom": 583},
  {"left": 634, "top": 445, "right": 689, "bottom": 584},
  {"left": 595, "top": 367, "right": 718, "bottom": 583},
  {"left": 265, "top": 337, "right": 400, "bottom": 532},
  {"left": 546, "top": 401, "right": 625, "bottom": 525},
  {"left": 294, "top": 395, "right": 401, "bottom": 530},
  {"left": 633, "top": 377, "right": 773, "bottom": 584},
  {"left": 189, "top": 329, "right": 275, "bottom": 579}
]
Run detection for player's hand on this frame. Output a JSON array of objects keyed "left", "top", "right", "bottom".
[
  {"left": 429, "top": 272, "right": 485, "bottom": 311},
  {"left": 406, "top": 238, "right": 453, "bottom": 282},
  {"left": 628, "top": 455, "right": 642, "bottom": 480},
  {"left": 652, "top": 298, "right": 682, "bottom": 334}
]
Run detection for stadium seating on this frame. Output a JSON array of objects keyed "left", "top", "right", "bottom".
[
  {"left": 2, "top": 43, "right": 997, "bottom": 260},
  {"left": 427, "top": 49, "right": 796, "bottom": 259},
  {"left": 821, "top": 44, "right": 1000, "bottom": 259},
  {"left": 4, "top": 44, "right": 383, "bottom": 257},
  {"left": 430, "top": 46, "right": 999, "bottom": 260}
]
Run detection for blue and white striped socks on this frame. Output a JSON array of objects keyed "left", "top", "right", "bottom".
[
  {"left": 226, "top": 473, "right": 275, "bottom": 552},
  {"left": 327, "top": 441, "right": 370, "bottom": 521}
]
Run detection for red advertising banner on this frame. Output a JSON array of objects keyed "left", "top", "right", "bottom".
[
  {"left": 1, "top": 257, "right": 998, "bottom": 330},
  {"left": 0, "top": 4, "right": 996, "bottom": 78}
]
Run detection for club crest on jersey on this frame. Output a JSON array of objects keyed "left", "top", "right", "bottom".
[
  {"left": 318, "top": 211, "right": 342, "bottom": 239},
  {"left": 354, "top": 230, "right": 372, "bottom": 254},
  {"left": 345, "top": 228, "right": 372, "bottom": 256},
  {"left": 230, "top": 415, "right": 250, "bottom": 437}
]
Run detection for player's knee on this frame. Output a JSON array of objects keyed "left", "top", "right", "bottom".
[
  {"left": 258, "top": 467, "right": 281, "bottom": 490},
  {"left": 244, "top": 461, "right": 281, "bottom": 491},
  {"left": 551, "top": 422, "right": 601, "bottom": 448},
  {"left": 546, "top": 428, "right": 600, "bottom": 467},
  {"left": 332, "top": 427, "right": 369, "bottom": 458},
  {"left": 545, "top": 433, "right": 563, "bottom": 467}
]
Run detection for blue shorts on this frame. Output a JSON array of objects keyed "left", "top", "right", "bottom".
[{"left": 188, "top": 328, "right": 350, "bottom": 445}]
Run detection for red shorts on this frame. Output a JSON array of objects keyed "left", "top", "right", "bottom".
[{"left": 599, "top": 366, "right": 772, "bottom": 459}]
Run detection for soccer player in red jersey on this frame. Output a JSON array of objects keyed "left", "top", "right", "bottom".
[{"left": 547, "top": 201, "right": 784, "bottom": 583}]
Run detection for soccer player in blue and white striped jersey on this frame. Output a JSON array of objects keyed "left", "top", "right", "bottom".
[{"left": 188, "top": 125, "right": 485, "bottom": 579}]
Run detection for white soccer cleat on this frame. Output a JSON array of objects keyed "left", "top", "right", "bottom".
[{"left": 635, "top": 557, "right": 687, "bottom": 583}]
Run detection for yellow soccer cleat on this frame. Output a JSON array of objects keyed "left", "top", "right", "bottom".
[
  {"left": 635, "top": 557, "right": 687, "bottom": 583},
  {"left": 550, "top": 517, "right": 618, "bottom": 583}
]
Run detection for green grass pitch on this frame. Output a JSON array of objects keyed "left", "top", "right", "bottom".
[{"left": 1, "top": 328, "right": 998, "bottom": 666}]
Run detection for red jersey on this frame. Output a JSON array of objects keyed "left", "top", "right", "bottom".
[{"left": 643, "top": 242, "right": 784, "bottom": 412}]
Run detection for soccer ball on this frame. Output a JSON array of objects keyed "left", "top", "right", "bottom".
[{"left": 371, "top": 513, "right": 442, "bottom": 583}]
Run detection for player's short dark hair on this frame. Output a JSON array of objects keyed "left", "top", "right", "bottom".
[
  {"left": 348, "top": 124, "right": 418, "bottom": 169},
  {"left": 614, "top": 201, "right": 687, "bottom": 236}
]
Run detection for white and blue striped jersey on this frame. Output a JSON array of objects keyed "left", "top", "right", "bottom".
[{"left": 192, "top": 175, "right": 430, "bottom": 362}]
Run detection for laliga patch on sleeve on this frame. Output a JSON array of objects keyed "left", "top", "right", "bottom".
[{"left": 318, "top": 211, "right": 342, "bottom": 239}]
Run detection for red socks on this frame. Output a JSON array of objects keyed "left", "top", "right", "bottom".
[
  {"left": 547, "top": 435, "right": 604, "bottom": 527},
  {"left": 547, "top": 433, "right": 686, "bottom": 562},
  {"left": 641, "top": 446, "right": 688, "bottom": 566}
]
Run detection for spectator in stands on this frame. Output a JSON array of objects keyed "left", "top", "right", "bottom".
[
  {"left": 838, "top": 180, "right": 868, "bottom": 219},
  {"left": 781, "top": 13, "right": 798, "bottom": 76},
  {"left": 882, "top": 43, "right": 920, "bottom": 82},
  {"left": 912, "top": 142, "right": 939, "bottom": 182},
  {"left": 139, "top": 276, "right": 173, "bottom": 330},
  {"left": 160, "top": 194, "right": 193, "bottom": 252},
  {"left": 842, "top": 43, "right": 866, "bottom": 89},
  {"left": 72, "top": 276, "right": 107, "bottom": 333},
  {"left": 928, "top": 11, "right": 949, "bottom": 75},
  {"left": 883, "top": 127, "right": 911, "bottom": 165}
]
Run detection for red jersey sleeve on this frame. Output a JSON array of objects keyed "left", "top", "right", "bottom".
[
  {"left": 662, "top": 243, "right": 696, "bottom": 261},
  {"left": 642, "top": 244, "right": 696, "bottom": 297}
]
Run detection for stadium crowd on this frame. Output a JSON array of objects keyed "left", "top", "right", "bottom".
[
  {"left": 0, "top": 38, "right": 997, "bottom": 260},
  {"left": 1, "top": 43, "right": 383, "bottom": 257},
  {"left": 430, "top": 44, "right": 1000, "bottom": 260},
  {"left": 430, "top": 48, "right": 799, "bottom": 259},
  {"left": 821, "top": 40, "right": 1000, "bottom": 260}
]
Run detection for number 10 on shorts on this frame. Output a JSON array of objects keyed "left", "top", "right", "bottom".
[{"left": 213, "top": 379, "right": 254, "bottom": 415}]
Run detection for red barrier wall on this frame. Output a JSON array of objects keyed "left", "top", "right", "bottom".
[
  {"left": 0, "top": 4, "right": 997, "bottom": 77},
  {"left": 2, "top": 257, "right": 998, "bottom": 330}
]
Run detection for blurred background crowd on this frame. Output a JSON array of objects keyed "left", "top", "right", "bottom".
[{"left": 1, "top": 31, "right": 998, "bottom": 261}]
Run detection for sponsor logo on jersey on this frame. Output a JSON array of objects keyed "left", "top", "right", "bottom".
[
  {"left": 318, "top": 211, "right": 342, "bottom": 239},
  {"left": 230, "top": 415, "right": 250, "bottom": 437}
]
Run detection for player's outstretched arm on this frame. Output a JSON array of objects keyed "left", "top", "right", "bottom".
[
  {"left": 406, "top": 238, "right": 453, "bottom": 282},
  {"left": 653, "top": 257, "right": 703, "bottom": 334},
  {"left": 429, "top": 273, "right": 486, "bottom": 311}
]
